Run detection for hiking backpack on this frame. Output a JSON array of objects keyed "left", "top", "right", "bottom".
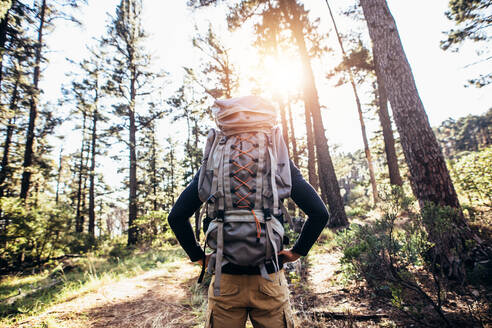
[{"left": 197, "top": 96, "right": 293, "bottom": 296}]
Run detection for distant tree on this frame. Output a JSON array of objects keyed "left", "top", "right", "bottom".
[
  {"left": 436, "top": 109, "right": 491, "bottom": 158},
  {"left": 441, "top": 0, "right": 491, "bottom": 87},
  {"left": 19, "top": 0, "right": 47, "bottom": 199},
  {"left": 167, "top": 82, "right": 211, "bottom": 239},
  {"left": 20, "top": 0, "right": 85, "bottom": 199},
  {"left": 66, "top": 48, "right": 107, "bottom": 238},
  {"left": 188, "top": 23, "right": 239, "bottom": 99},
  {"left": 162, "top": 137, "right": 178, "bottom": 212},
  {"left": 360, "top": 0, "right": 481, "bottom": 280},
  {"left": 103, "top": 0, "right": 162, "bottom": 245},
  {"left": 279, "top": 0, "right": 347, "bottom": 227},
  {"left": 325, "top": 0, "right": 379, "bottom": 204}
]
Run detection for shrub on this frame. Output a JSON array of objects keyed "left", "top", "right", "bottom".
[
  {"left": 0, "top": 197, "right": 75, "bottom": 273},
  {"left": 335, "top": 187, "right": 456, "bottom": 327},
  {"left": 132, "top": 210, "right": 176, "bottom": 247},
  {"left": 450, "top": 147, "right": 492, "bottom": 208}
]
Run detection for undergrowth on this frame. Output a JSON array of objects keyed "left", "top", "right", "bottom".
[
  {"left": 0, "top": 243, "right": 185, "bottom": 326},
  {"left": 335, "top": 187, "right": 490, "bottom": 327}
]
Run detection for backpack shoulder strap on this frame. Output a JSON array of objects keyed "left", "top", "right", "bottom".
[{"left": 198, "top": 128, "right": 219, "bottom": 203}]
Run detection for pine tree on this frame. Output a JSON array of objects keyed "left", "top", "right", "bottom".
[
  {"left": 279, "top": 0, "right": 347, "bottom": 227},
  {"left": 187, "top": 23, "right": 239, "bottom": 99},
  {"left": 103, "top": 0, "right": 162, "bottom": 245},
  {"left": 373, "top": 47, "right": 402, "bottom": 187},
  {"left": 19, "top": 0, "right": 85, "bottom": 199},
  {"left": 325, "top": 0, "right": 379, "bottom": 204},
  {"left": 441, "top": 0, "right": 491, "bottom": 87},
  {"left": 359, "top": 0, "right": 480, "bottom": 279},
  {"left": 74, "top": 48, "right": 106, "bottom": 239},
  {"left": 167, "top": 82, "right": 211, "bottom": 239},
  {"left": 19, "top": 0, "right": 46, "bottom": 199}
]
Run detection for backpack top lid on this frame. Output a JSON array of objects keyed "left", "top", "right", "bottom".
[{"left": 213, "top": 95, "right": 277, "bottom": 134}]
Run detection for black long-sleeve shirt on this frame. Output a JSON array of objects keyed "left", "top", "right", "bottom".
[{"left": 168, "top": 160, "right": 329, "bottom": 262}]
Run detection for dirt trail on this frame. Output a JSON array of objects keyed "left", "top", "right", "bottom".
[
  {"left": 9, "top": 259, "right": 201, "bottom": 328},
  {"left": 292, "top": 250, "right": 393, "bottom": 327},
  {"left": 6, "top": 250, "right": 393, "bottom": 328}
]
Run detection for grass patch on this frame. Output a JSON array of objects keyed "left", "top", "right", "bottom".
[{"left": 0, "top": 245, "right": 185, "bottom": 326}]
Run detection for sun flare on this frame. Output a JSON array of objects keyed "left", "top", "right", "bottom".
[{"left": 262, "top": 55, "right": 303, "bottom": 96}]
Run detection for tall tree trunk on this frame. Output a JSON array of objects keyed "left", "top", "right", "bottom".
[
  {"left": 304, "top": 103, "right": 318, "bottom": 191},
  {"left": 128, "top": 65, "right": 138, "bottom": 246},
  {"left": 282, "top": 0, "right": 348, "bottom": 227},
  {"left": 151, "top": 127, "right": 157, "bottom": 211},
  {"left": 278, "top": 99, "right": 290, "bottom": 147},
  {"left": 170, "top": 144, "right": 175, "bottom": 206},
  {"left": 75, "top": 111, "right": 87, "bottom": 233},
  {"left": 20, "top": 0, "right": 46, "bottom": 199},
  {"left": 0, "top": 77, "right": 18, "bottom": 198},
  {"left": 0, "top": 0, "right": 12, "bottom": 90},
  {"left": 55, "top": 146, "right": 63, "bottom": 204},
  {"left": 325, "top": 0, "right": 378, "bottom": 204},
  {"left": 360, "top": 0, "right": 476, "bottom": 279},
  {"left": 287, "top": 99, "right": 299, "bottom": 167},
  {"left": 88, "top": 86, "right": 98, "bottom": 239},
  {"left": 373, "top": 47, "right": 403, "bottom": 186}
]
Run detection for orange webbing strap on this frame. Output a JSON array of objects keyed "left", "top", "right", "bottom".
[
  {"left": 230, "top": 134, "right": 261, "bottom": 240},
  {"left": 251, "top": 209, "right": 261, "bottom": 241}
]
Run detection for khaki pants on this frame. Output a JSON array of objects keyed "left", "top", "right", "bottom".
[{"left": 205, "top": 270, "right": 296, "bottom": 328}]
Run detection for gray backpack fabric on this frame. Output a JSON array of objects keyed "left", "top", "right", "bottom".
[{"left": 197, "top": 96, "right": 292, "bottom": 296}]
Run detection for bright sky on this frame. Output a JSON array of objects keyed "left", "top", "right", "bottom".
[{"left": 41, "top": 0, "right": 491, "bottom": 189}]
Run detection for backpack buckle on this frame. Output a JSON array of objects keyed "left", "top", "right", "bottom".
[
  {"left": 263, "top": 208, "right": 271, "bottom": 220},
  {"left": 216, "top": 210, "right": 225, "bottom": 222},
  {"left": 207, "top": 194, "right": 216, "bottom": 204},
  {"left": 207, "top": 190, "right": 223, "bottom": 204},
  {"left": 219, "top": 136, "right": 227, "bottom": 144}
]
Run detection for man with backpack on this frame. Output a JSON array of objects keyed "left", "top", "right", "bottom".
[{"left": 168, "top": 96, "right": 329, "bottom": 328}]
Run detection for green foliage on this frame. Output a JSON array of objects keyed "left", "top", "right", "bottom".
[
  {"left": 0, "top": 197, "right": 75, "bottom": 272},
  {"left": 441, "top": 0, "right": 491, "bottom": 87},
  {"left": 132, "top": 210, "right": 175, "bottom": 247},
  {"left": 441, "top": 0, "right": 491, "bottom": 50},
  {"left": 345, "top": 205, "right": 369, "bottom": 219},
  {"left": 335, "top": 188, "right": 459, "bottom": 325},
  {"left": 450, "top": 146, "right": 492, "bottom": 208},
  {"left": 436, "top": 109, "right": 491, "bottom": 157}
]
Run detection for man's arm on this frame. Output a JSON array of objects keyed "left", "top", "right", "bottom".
[
  {"left": 167, "top": 171, "right": 204, "bottom": 262},
  {"left": 288, "top": 160, "right": 330, "bottom": 256}
]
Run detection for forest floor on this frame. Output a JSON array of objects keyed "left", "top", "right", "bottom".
[
  {"left": 2, "top": 245, "right": 401, "bottom": 328},
  {"left": 1, "top": 256, "right": 202, "bottom": 328},
  {"left": 2, "top": 240, "right": 490, "bottom": 328}
]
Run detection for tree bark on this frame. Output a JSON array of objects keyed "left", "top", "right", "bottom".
[
  {"left": 325, "top": 0, "right": 378, "bottom": 204},
  {"left": 128, "top": 64, "right": 138, "bottom": 246},
  {"left": 75, "top": 110, "right": 87, "bottom": 233},
  {"left": 360, "top": 0, "right": 462, "bottom": 209},
  {"left": 0, "top": 0, "right": 12, "bottom": 90},
  {"left": 88, "top": 82, "right": 99, "bottom": 239},
  {"left": 304, "top": 102, "right": 318, "bottom": 192},
  {"left": 282, "top": 0, "right": 348, "bottom": 227},
  {"left": 360, "top": 0, "right": 475, "bottom": 279},
  {"left": 55, "top": 146, "right": 63, "bottom": 204},
  {"left": 0, "top": 77, "right": 18, "bottom": 198},
  {"left": 373, "top": 47, "right": 403, "bottom": 186},
  {"left": 20, "top": 0, "right": 46, "bottom": 199},
  {"left": 151, "top": 126, "right": 158, "bottom": 211},
  {"left": 278, "top": 99, "right": 290, "bottom": 147},
  {"left": 287, "top": 100, "right": 299, "bottom": 167}
]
